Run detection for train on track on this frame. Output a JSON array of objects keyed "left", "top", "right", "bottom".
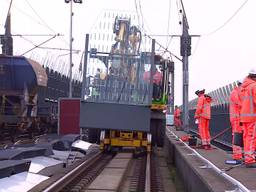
[{"left": 0, "top": 55, "right": 82, "bottom": 142}]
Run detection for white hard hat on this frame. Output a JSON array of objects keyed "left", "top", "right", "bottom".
[
  {"left": 249, "top": 69, "right": 256, "bottom": 75},
  {"left": 237, "top": 78, "right": 244, "bottom": 84}
]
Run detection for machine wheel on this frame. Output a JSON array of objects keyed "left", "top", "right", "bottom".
[
  {"left": 88, "top": 129, "right": 100, "bottom": 144},
  {"left": 150, "top": 119, "right": 166, "bottom": 147}
]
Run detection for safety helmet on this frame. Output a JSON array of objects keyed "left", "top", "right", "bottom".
[
  {"left": 237, "top": 79, "right": 243, "bottom": 85},
  {"left": 249, "top": 69, "right": 256, "bottom": 75},
  {"left": 199, "top": 89, "right": 205, "bottom": 93}
]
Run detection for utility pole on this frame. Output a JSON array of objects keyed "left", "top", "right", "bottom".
[
  {"left": 180, "top": 14, "right": 191, "bottom": 132},
  {"left": 1, "top": 0, "right": 14, "bottom": 55},
  {"left": 65, "top": 0, "right": 82, "bottom": 98},
  {"left": 170, "top": 60, "right": 175, "bottom": 114},
  {"left": 1, "top": 14, "right": 13, "bottom": 55}
]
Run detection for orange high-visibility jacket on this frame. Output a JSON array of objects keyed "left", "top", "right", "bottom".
[
  {"left": 229, "top": 86, "right": 241, "bottom": 122},
  {"left": 240, "top": 77, "right": 256, "bottom": 123},
  {"left": 174, "top": 108, "right": 181, "bottom": 118},
  {"left": 195, "top": 94, "right": 211, "bottom": 119}
]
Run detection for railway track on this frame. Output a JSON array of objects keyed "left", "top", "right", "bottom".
[
  {"left": 38, "top": 149, "right": 169, "bottom": 192},
  {"left": 41, "top": 151, "right": 111, "bottom": 192}
]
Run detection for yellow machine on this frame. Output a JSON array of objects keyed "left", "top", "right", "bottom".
[{"left": 83, "top": 16, "right": 172, "bottom": 152}]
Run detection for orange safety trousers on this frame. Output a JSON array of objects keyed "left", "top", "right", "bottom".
[
  {"left": 231, "top": 120, "right": 243, "bottom": 160},
  {"left": 198, "top": 117, "right": 211, "bottom": 145},
  {"left": 174, "top": 117, "right": 182, "bottom": 128},
  {"left": 243, "top": 122, "right": 256, "bottom": 164}
]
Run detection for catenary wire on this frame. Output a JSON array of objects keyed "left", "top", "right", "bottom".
[{"left": 202, "top": 0, "right": 249, "bottom": 36}]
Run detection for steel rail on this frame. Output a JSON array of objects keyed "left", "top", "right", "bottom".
[
  {"left": 42, "top": 151, "right": 103, "bottom": 192},
  {"left": 145, "top": 152, "right": 151, "bottom": 192},
  {"left": 166, "top": 128, "right": 250, "bottom": 192}
]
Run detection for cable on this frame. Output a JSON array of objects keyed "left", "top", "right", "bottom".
[
  {"left": 12, "top": 4, "right": 48, "bottom": 28},
  {"left": 202, "top": 0, "right": 249, "bottom": 36},
  {"left": 24, "top": 0, "right": 56, "bottom": 33},
  {"left": 144, "top": 33, "right": 182, "bottom": 62},
  {"left": 138, "top": 0, "right": 145, "bottom": 32},
  {"left": 134, "top": 0, "right": 141, "bottom": 30},
  {"left": 189, "top": 36, "right": 201, "bottom": 63},
  {"left": 166, "top": 0, "right": 172, "bottom": 48},
  {"left": 12, "top": 1, "right": 69, "bottom": 47},
  {"left": 20, "top": 34, "right": 59, "bottom": 56}
]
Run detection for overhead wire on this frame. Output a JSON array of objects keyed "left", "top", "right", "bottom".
[
  {"left": 144, "top": 33, "right": 182, "bottom": 62},
  {"left": 20, "top": 34, "right": 59, "bottom": 56},
  {"left": 23, "top": 0, "right": 70, "bottom": 47},
  {"left": 166, "top": 0, "right": 172, "bottom": 48},
  {"left": 134, "top": 0, "right": 141, "bottom": 30},
  {"left": 24, "top": 0, "right": 56, "bottom": 33},
  {"left": 11, "top": 4, "right": 49, "bottom": 28},
  {"left": 202, "top": 0, "right": 249, "bottom": 36},
  {"left": 8, "top": 0, "right": 70, "bottom": 52},
  {"left": 137, "top": 0, "right": 145, "bottom": 32},
  {"left": 161, "top": 0, "right": 173, "bottom": 60}
]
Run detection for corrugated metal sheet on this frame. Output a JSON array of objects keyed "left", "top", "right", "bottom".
[{"left": 27, "top": 58, "right": 47, "bottom": 87}]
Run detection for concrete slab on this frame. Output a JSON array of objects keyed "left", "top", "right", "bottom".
[
  {"left": 169, "top": 127, "right": 256, "bottom": 191},
  {"left": 106, "top": 158, "right": 130, "bottom": 168},
  {"left": 86, "top": 168, "right": 126, "bottom": 191},
  {"left": 166, "top": 127, "right": 236, "bottom": 192}
]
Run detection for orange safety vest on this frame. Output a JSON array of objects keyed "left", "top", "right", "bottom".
[
  {"left": 174, "top": 108, "right": 181, "bottom": 118},
  {"left": 229, "top": 86, "right": 241, "bottom": 122},
  {"left": 195, "top": 94, "right": 211, "bottom": 119},
  {"left": 240, "top": 77, "right": 256, "bottom": 123}
]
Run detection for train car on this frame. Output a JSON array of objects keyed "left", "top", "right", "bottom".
[
  {"left": 0, "top": 54, "right": 82, "bottom": 141},
  {"left": 0, "top": 55, "right": 48, "bottom": 140}
]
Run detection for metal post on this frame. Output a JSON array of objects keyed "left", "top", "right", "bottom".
[
  {"left": 181, "top": 15, "right": 191, "bottom": 132},
  {"left": 81, "top": 34, "right": 89, "bottom": 99},
  {"left": 170, "top": 61, "right": 174, "bottom": 114},
  {"left": 149, "top": 39, "right": 155, "bottom": 104},
  {"left": 69, "top": 0, "right": 73, "bottom": 98}
]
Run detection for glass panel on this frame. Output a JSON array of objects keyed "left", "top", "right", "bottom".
[{"left": 82, "top": 39, "right": 153, "bottom": 106}]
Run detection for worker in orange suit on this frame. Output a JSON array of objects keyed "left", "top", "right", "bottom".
[
  {"left": 239, "top": 69, "right": 256, "bottom": 168},
  {"left": 174, "top": 105, "right": 182, "bottom": 130},
  {"left": 194, "top": 89, "right": 212, "bottom": 150},
  {"left": 228, "top": 79, "right": 243, "bottom": 164}
]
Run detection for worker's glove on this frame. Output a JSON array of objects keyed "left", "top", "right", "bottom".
[{"left": 195, "top": 119, "right": 199, "bottom": 124}]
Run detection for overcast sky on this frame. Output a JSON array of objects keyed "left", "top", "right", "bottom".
[{"left": 0, "top": 0, "right": 253, "bottom": 105}]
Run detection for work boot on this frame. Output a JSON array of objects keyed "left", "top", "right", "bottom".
[
  {"left": 195, "top": 144, "right": 205, "bottom": 149},
  {"left": 203, "top": 144, "right": 212, "bottom": 150},
  {"left": 245, "top": 163, "right": 256, "bottom": 168}
]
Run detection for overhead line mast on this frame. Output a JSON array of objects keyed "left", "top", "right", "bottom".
[
  {"left": 1, "top": 0, "right": 14, "bottom": 55},
  {"left": 180, "top": 0, "right": 192, "bottom": 132}
]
